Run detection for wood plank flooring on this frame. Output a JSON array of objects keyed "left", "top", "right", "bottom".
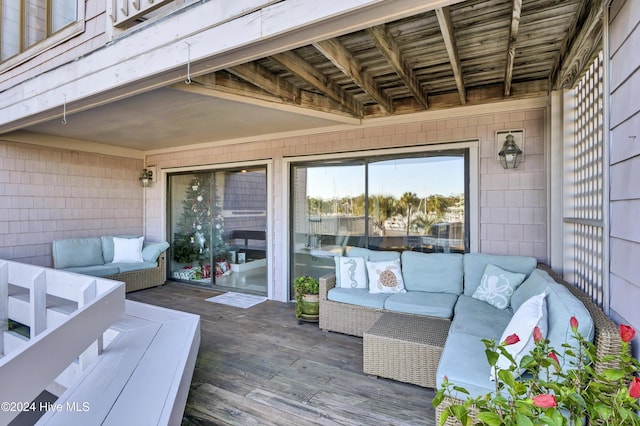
[{"left": 127, "top": 282, "right": 436, "bottom": 426}]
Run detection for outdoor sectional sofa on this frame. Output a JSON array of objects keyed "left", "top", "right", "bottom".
[
  {"left": 319, "top": 248, "right": 620, "bottom": 425},
  {"left": 52, "top": 236, "right": 169, "bottom": 293}
]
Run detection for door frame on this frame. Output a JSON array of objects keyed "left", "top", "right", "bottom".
[{"left": 162, "top": 160, "right": 273, "bottom": 298}]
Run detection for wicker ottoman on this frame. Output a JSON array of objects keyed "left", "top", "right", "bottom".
[{"left": 363, "top": 312, "right": 451, "bottom": 388}]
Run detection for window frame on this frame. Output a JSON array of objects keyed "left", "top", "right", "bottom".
[
  {"left": 0, "top": 0, "right": 84, "bottom": 72},
  {"left": 285, "top": 141, "right": 479, "bottom": 296}
]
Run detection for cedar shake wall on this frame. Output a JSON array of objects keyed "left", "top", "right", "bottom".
[
  {"left": 0, "top": 0, "right": 107, "bottom": 92},
  {"left": 608, "top": 0, "right": 640, "bottom": 350},
  {"left": 0, "top": 140, "right": 143, "bottom": 266},
  {"left": 145, "top": 107, "right": 547, "bottom": 301}
]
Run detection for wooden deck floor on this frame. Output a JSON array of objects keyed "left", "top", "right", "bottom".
[{"left": 127, "top": 282, "right": 436, "bottom": 426}]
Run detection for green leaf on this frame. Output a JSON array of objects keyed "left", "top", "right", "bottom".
[
  {"left": 452, "top": 385, "right": 470, "bottom": 395},
  {"left": 601, "top": 368, "right": 626, "bottom": 381},
  {"left": 438, "top": 410, "right": 450, "bottom": 426},
  {"left": 486, "top": 349, "right": 499, "bottom": 366},
  {"left": 476, "top": 411, "right": 502, "bottom": 426},
  {"left": 451, "top": 405, "right": 469, "bottom": 424},
  {"left": 498, "top": 369, "right": 517, "bottom": 388},
  {"left": 432, "top": 392, "right": 444, "bottom": 407},
  {"left": 515, "top": 413, "right": 534, "bottom": 426}
]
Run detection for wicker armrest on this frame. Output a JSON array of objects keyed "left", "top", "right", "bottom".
[{"left": 319, "top": 273, "right": 336, "bottom": 301}]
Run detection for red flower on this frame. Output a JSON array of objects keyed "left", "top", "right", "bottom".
[
  {"left": 570, "top": 316, "right": 579, "bottom": 332},
  {"left": 533, "top": 326, "right": 543, "bottom": 342},
  {"left": 629, "top": 377, "right": 640, "bottom": 398},
  {"left": 532, "top": 394, "right": 557, "bottom": 408},
  {"left": 548, "top": 352, "right": 559, "bottom": 364},
  {"left": 503, "top": 334, "right": 520, "bottom": 346},
  {"left": 620, "top": 324, "right": 636, "bottom": 343}
]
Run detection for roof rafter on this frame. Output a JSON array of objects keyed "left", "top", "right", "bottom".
[
  {"left": 550, "top": 0, "right": 605, "bottom": 89},
  {"left": 367, "top": 24, "right": 428, "bottom": 109},
  {"left": 435, "top": 7, "right": 466, "bottom": 105},
  {"left": 227, "top": 62, "right": 302, "bottom": 104},
  {"left": 504, "top": 0, "right": 523, "bottom": 96},
  {"left": 270, "top": 50, "right": 362, "bottom": 117},
  {"left": 313, "top": 38, "right": 394, "bottom": 114}
]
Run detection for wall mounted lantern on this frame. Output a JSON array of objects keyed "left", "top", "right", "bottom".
[
  {"left": 497, "top": 130, "right": 524, "bottom": 169},
  {"left": 139, "top": 168, "right": 154, "bottom": 187}
]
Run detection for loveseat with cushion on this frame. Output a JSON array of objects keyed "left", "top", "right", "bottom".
[{"left": 52, "top": 236, "right": 169, "bottom": 292}]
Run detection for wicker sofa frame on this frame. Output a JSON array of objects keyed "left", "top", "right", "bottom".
[
  {"left": 104, "top": 252, "right": 167, "bottom": 293},
  {"left": 319, "top": 264, "right": 622, "bottom": 426}
]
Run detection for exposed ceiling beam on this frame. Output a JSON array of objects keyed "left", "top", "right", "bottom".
[
  {"left": 367, "top": 24, "right": 428, "bottom": 109},
  {"left": 173, "top": 71, "right": 357, "bottom": 117},
  {"left": 504, "top": 0, "right": 523, "bottom": 97},
  {"left": 550, "top": 0, "right": 605, "bottom": 89},
  {"left": 313, "top": 38, "right": 394, "bottom": 114},
  {"left": 435, "top": 7, "right": 466, "bottom": 105},
  {"left": 227, "top": 62, "right": 302, "bottom": 104},
  {"left": 270, "top": 50, "right": 362, "bottom": 117}
]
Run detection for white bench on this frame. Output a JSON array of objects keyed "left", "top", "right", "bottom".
[{"left": 37, "top": 300, "right": 200, "bottom": 425}]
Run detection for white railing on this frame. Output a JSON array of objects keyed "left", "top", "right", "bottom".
[
  {"left": 0, "top": 260, "right": 125, "bottom": 425},
  {"left": 109, "top": 0, "right": 180, "bottom": 27}
]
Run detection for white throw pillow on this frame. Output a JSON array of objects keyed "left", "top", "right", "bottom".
[
  {"left": 337, "top": 256, "right": 368, "bottom": 289},
  {"left": 491, "top": 292, "right": 548, "bottom": 380},
  {"left": 112, "top": 236, "right": 144, "bottom": 263},
  {"left": 367, "top": 259, "right": 406, "bottom": 294},
  {"left": 472, "top": 264, "right": 526, "bottom": 309}
]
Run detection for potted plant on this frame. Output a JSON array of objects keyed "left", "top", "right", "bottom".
[{"left": 294, "top": 275, "right": 320, "bottom": 323}]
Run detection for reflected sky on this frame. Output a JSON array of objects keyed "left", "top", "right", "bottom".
[{"left": 306, "top": 156, "right": 464, "bottom": 199}]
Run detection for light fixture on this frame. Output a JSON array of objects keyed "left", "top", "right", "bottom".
[
  {"left": 139, "top": 168, "right": 153, "bottom": 187},
  {"left": 498, "top": 133, "right": 523, "bottom": 169}
]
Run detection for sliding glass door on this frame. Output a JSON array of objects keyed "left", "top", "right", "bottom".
[
  {"left": 290, "top": 151, "right": 468, "bottom": 297},
  {"left": 168, "top": 167, "right": 267, "bottom": 295}
]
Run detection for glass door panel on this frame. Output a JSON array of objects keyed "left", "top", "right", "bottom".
[
  {"left": 290, "top": 163, "right": 365, "bottom": 296},
  {"left": 368, "top": 155, "right": 466, "bottom": 253},
  {"left": 168, "top": 168, "right": 268, "bottom": 295},
  {"left": 169, "top": 172, "right": 214, "bottom": 286},
  {"left": 213, "top": 168, "right": 267, "bottom": 295}
]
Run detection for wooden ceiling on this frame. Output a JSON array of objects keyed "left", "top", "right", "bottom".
[{"left": 178, "top": 0, "right": 603, "bottom": 120}]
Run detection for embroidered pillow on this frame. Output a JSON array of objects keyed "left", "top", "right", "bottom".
[
  {"left": 472, "top": 264, "right": 526, "bottom": 309},
  {"left": 491, "top": 292, "right": 548, "bottom": 380},
  {"left": 112, "top": 236, "right": 144, "bottom": 263},
  {"left": 337, "top": 256, "right": 368, "bottom": 289},
  {"left": 367, "top": 259, "right": 406, "bottom": 294}
]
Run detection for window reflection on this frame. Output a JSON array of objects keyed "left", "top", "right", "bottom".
[{"left": 290, "top": 152, "right": 468, "bottom": 296}]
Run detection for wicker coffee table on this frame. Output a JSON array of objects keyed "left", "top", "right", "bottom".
[{"left": 363, "top": 312, "right": 451, "bottom": 388}]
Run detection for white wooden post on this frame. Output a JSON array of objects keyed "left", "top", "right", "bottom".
[
  {"left": 30, "top": 271, "right": 47, "bottom": 338},
  {"left": 0, "top": 262, "right": 7, "bottom": 355}
]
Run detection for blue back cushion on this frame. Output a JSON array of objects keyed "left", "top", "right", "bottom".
[
  {"left": 463, "top": 253, "right": 537, "bottom": 296},
  {"left": 53, "top": 238, "right": 104, "bottom": 268},
  {"left": 512, "top": 269, "right": 594, "bottom": 373},
  {"left": 401, "top": 251, "right": 463, "bottom": 294}
]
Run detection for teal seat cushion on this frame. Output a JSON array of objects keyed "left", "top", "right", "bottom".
[
  {"left": 109, "top": 262, "right": 158, "bottom": 273},
  {"left": 511, "top": 269, "right": 594, "bottom": 373},
  {"left": 61, "top": 265, "right": 120, "bottom": 277},
  {"left": 436, "top": 332, "right": 495, "bottom": 399},
  {"left": 384, "top": 292, "right": 458, "bottom": 318},
  {"left": 142, "top": 241, "right": 170, "bottom": 262},
  {"left": 451, "top": 295, "right": 513, "bottom": 339},
  {"left": 463, "top": 254, "right": 537, "bottom": 296},
  {"left": 327, "top": 287, "right": 389, "bottom": 309},
  {"left": 53, "top": 238, "right": 104, "bottom": 269},
  {"left": 401, "top": 251, "right": 463, "bottom": 294}
]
